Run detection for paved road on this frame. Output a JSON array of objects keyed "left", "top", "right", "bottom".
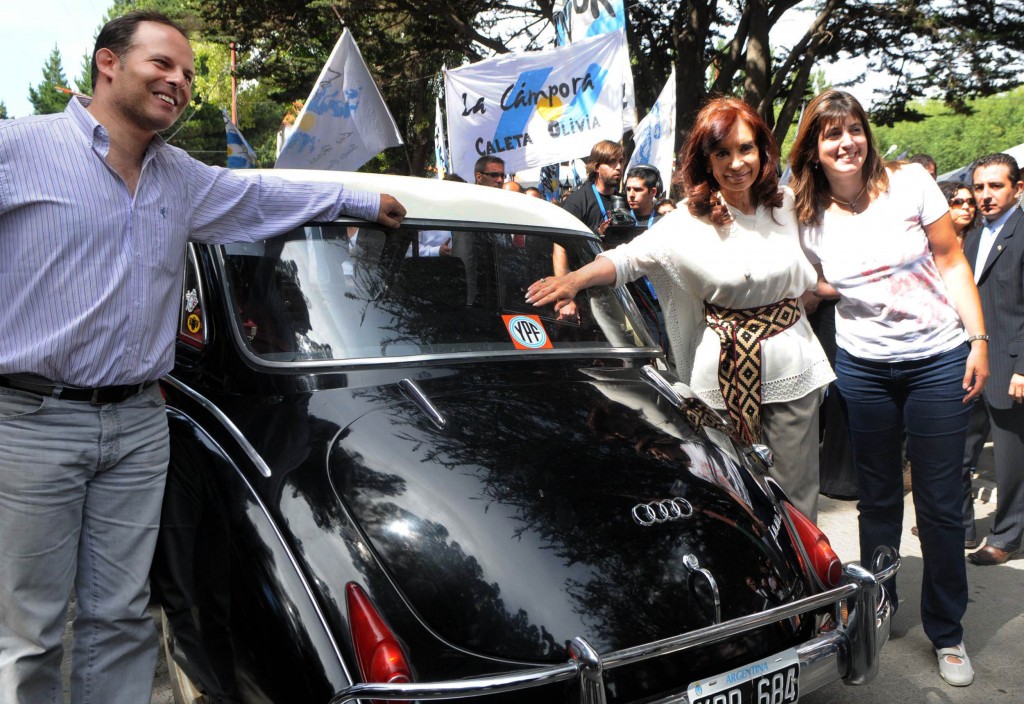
[{"left": 55, "top": 444, "right": 1023, "bottom": 703}]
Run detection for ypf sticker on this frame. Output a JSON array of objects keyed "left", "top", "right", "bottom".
[{"left": 502, "top": 314, "right": 552, "bottom": 350}]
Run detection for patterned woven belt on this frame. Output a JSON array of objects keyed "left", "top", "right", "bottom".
[{"left": 704, "top": 298, "right": 802, "bottom": 444}]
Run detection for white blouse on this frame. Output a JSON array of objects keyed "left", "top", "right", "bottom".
[{"left": 599, "top": 189, "right": 835, "bottom": 409}]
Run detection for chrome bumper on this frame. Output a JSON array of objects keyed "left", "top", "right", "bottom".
[{"left": 329, "top": 553, "right": 900, "bottom": 704}]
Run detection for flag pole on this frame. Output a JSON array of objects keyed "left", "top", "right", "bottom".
[{"left": 230, "top": 41, "right": 238, "bottom": 126}]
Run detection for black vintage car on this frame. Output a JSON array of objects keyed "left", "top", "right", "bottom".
[{"left": 151, "top": 171, "right": 899, "bottom": 704}]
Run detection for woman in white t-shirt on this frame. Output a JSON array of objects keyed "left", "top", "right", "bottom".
[
  {"left": 526, "top": 98, "right": 834, "bottom": 521},
  {"left": 789, "top": 90, "right": 989, "bottom": 688}
]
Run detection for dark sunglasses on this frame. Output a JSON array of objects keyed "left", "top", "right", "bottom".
[
  {"left": 949, "top": 197, "right": 976, "bottom": 208},
  {"left": 479, "top": 170, "right": 506, "bottom": 179}
]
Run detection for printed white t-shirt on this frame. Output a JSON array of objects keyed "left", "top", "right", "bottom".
[{"left": 800, "top": 164, "right": 966, "bottom": 362}]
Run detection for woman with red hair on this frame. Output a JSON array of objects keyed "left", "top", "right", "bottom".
[{"left": 527, "top": 97, "right": 833, "bottom": 520}]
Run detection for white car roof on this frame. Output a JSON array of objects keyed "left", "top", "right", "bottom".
[{"left": 242, "top": 169, "right": 593, "bottom": 235}]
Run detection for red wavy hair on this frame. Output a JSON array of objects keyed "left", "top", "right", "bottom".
[{"left": 675, "top": 97, "right": 783, "bottom": 227}]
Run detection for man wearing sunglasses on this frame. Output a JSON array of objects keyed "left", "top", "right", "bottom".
[{"left": 474, "top": 156, "right": 506, "bottom": 188}]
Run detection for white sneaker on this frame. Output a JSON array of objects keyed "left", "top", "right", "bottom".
[{"left": 936, "top": 642, "right": 974, "bottom": 686}]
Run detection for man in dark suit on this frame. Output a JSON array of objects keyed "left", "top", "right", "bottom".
[{"left": 962, "top": 153, "right": 1024, "bottom": 565}]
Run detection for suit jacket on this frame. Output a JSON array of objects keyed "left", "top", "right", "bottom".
[{"left": 962, "top": 205, "right": 1024, "bottom": 410}]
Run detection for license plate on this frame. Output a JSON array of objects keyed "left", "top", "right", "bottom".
[{"left": 686, "top": 648, "right": 799, "bottom": 704}]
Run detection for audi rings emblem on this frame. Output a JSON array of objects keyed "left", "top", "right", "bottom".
[{"left": 632, "top": 497, "right": 694, "bottom": 526}]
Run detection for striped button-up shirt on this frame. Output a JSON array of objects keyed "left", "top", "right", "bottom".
[{"left": 0, "top": 97, "right": 380, "bottom": 386}]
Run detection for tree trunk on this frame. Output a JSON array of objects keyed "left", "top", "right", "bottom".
[
  {"left": 742, "top": 0, "right": 771, "bottom": 124},
  {"left": 673, "top": 0, "right": 715, "bottom": 137}
]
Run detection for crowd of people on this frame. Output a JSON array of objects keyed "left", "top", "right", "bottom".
[{"left": 2, "top": 7, "right": 1022, "bottom": 703}]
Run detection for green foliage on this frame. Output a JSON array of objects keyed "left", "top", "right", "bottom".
[
  {"left": 164, "top": 100, "right": 230, "bottom": 167},
  {"left": 74, "top": 52, "right": 93, "bottom": 96},
  {"left": 873, "top": 89, "right": 1024, "bottom": 175},
  {"left": 0, "top": 101, "right": 8, "bottom": 119},
  {"left": 28, "top": 46, "right": 73, "bottom": 115}
]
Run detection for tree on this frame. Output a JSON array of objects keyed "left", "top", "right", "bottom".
[
  {"left": 0, "top": 101, "right": 8, "bottom": 120},
  {"left": 74, "top": 52, "right": 94, "bottom": 97},
  {"left": 28, "top": 46, "right": 73, "bottom": 115}
]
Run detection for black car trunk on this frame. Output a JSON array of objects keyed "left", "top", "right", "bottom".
[{"left": 328, "top": 370, "right": 809, "bottom": 666}]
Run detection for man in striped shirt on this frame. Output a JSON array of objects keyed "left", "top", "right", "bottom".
[{"left": 0, "top": 10, "right": 405, "bottom": 704}]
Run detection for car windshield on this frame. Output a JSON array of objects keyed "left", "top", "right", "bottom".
[{"left": 219, "top": 224, "right": 659, "bottom": 363}]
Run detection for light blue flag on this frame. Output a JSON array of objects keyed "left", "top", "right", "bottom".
[
  {"left": 570, "top": 159, "right": 583, "bottom": 189},
  {"left": 539, "top": 163, "right": 560, "bottom": 201},
  {"left": 223, "top": 109, "right": 257, "bottom": 169}
]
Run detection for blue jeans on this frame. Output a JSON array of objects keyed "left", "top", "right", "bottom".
[
  {"left": 835, "top": 345, "right": 970, "bottom": 649},
  {"left": 0, "top": 384, "right": 169, "bottom": 704}
]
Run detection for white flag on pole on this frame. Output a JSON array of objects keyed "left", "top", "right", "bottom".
[
  {"left": 434, "top": 96, "right": 450, "bottom": 179},
  {"left": 566, "top": 0, "right": 626, "bottom": 39},
  {"left": 625, "top": 68, "right": 675, "bottom": 198},
  {"left": 275, "top": 28, "right": 403, "bottom": 171},
  {"left": 563, "top": 0, "right": 635, "bottom": 130},
  {"left": 444, "top": 30, "right": 626, "bottom": 179}
]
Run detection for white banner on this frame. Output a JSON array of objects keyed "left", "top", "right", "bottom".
[
  {"left": 625, "top": 67, "right": 675, "bottom": 198},
  {"left": 434, "top": 96, "right": 450, "bottom": 179},
  {"left": 567, "top": 0, "right": 626, "bottom": 40},
  {"left": 444, "top": 30, "right": 626, "bottom": 179},
  {"left": 276, "top": 28, "right": 403, "bottom": 171}
]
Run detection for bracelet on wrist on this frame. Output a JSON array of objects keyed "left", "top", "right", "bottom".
[{"left": 966, "top": 334, "right": 989, "bottom": 343}]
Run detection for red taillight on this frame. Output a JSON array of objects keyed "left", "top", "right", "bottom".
[
  {"left": 783, "top": 503, "right": 842, "bottom": 587},
  {"left": 346, "top": 583, "right": 412, "bottom": 687}
]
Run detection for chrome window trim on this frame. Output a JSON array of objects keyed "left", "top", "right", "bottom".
[
  {"left": 163, "top": 375, "right": 272, "bottom": 479},
  {"left": 399, "top": 377, "right": 447, "bottom": 429},
  {"left": 179, "top": 243, "right": 210, "bottom": 346},
  {"left": 228, "top": 346, "right": 666, "bottom": 372},
  {"left": 212, "top": 228, "right": 658, "bottom": 370}
]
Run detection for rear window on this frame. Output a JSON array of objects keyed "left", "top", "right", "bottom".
[{"left": 220, "top": 225, "right": 659, "bottom": 363}]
